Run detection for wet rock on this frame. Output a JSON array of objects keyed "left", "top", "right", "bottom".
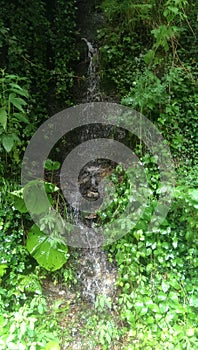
[{"left": 77, "top": 248, "right": 117, "bottom": 303}]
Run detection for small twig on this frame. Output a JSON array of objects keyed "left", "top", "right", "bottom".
[{"left": 182, "top": 6, "right": 196, "bottom": 37}]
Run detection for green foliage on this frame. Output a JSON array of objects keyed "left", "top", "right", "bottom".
[
  {"left": 81, "top": 305, "right": 121, "bottom": 349},
  {"left": 95, "top": 295, "right": 112, "bottom": 312},
  {"left": 0, "top": 70, "right": 29, "bottom": 161},
  {"left": 99, "top": 0, "right": 197, "bottom": 168},
  {"left": 0, "top": 180, "right": 63, "bottom": 349},
  {"left": 0, "top": 180, "right": 36, "bottom": 310},
  {"left": 10, "top": 180, "right": 69, "bottom": 272},
  {"left": 49, "top": 265, "right": 77, "bottom": 288},
  {"left": 121, "top": 65, "right": 197, "bottom": 166},
  {"left": 98, "top": 0, "right": 155, "bottom": 95},
  {"left": 95, "top": 319, "right": 120, "bottom": 349},
  {"left": 172, "top": 185, "right": 198, "bottom": 243},
  {"left": 51, "top": 0, "right": 79, "bottom": 105},
  {"left": 98, "top": 165, "right": 131, "bottom": 223},
  {"left": 44, "top": 159, "right": 61, "bottom": 183},
  {"left": 0, "top": 0, "right": 78, "bottom": 128},
  {"left": 105, "top": 166, "right": 198, "bottom": 348},
  {"left": 16, "top": 274, "right": 42, "bottom": 295},
  {"left": 10, "top": 180, "right": 59, "bottom": 215},
  {"left": 0, "top": 295, "right": 60, "bottom": 350},
  {"left": 44, "top": 159, "right": 60, "bottom": 171}
]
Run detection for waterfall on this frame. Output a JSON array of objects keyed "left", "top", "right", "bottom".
[
  {"left": 68, "top": 38, "right": 117, "bottom": 303},
  {"left": 74, "top": 161, "right": 117, "bottom": 302},
  {"left": 82, "top": 38, "right": 101, "bottom": 102}
]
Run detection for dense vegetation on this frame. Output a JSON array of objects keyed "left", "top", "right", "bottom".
[{"left": 0, "top": 0, "right": 197, "bottom": 349}]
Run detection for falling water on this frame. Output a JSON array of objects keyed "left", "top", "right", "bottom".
[
  {"left": 71, "top": 38, "right": 118, "bottom": 303},
  {"left": 69, "top": 160, "right": 117, "bottom": 302},
  {"left": 82, "top": 38, "right": 101, "bottom": 102}
]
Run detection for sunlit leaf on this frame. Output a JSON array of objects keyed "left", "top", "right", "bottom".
[{"left": 26, "top": 225, "right": 69, "bottom": 271}]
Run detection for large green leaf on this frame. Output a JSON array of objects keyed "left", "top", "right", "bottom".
[
  {"left": 2, "top": 134, "right": 14, "bottom": 152},
  {"left": 0, "top": 108, "right": 7, "bottom": 130},
  {"left": 23, "top": 180, "right": 51, "bottom": 215},
  {"left": 26, "top": 225, "right": 69, "bottom": 271}
]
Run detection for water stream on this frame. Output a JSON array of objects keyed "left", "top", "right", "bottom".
[
  {"left": 44, "top": 8, "right": 118, "bottom": 349},
  {"left": 72, "top": 159, "right": 117, "bottom": 302},
  {"left": 73, "top": 38, "right": 117, "bottom": 303},
  {"left": 81, "top": 38, "right": 101, "bottom": 102}
]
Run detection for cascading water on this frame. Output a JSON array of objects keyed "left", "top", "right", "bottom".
[
  {"left": 72, "top": 159, "right": 117, "bottom": 302},
  {"left": 72, "top": 38, "right": 117, "bottom": 303},
  {"left": 81, "top": 38, "right": 101, "bottom": 102},
  {"left": 43, "top": 5, "right": 118, "bottom": 349}
]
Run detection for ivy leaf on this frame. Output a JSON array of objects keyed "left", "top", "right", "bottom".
[
  {"left": 0, "top": 264, "right": 8, "bottom": 277},
  {"left": 161, "top": 280, "right": 170, "bottom": 293},
  {"left": 186, "top": 328, "right": 195, "bottom": 337},
  {"left": 189, "top": 296, "right": 198, "bottom": 308},
  {"left": 26, "top": 225, "right": 69, "bottom": 271},
  {"left": 44, "top": 159, "right": 60, "bottom": 171},
  {"left": 172, "top": 237, "right": 178, "bottom": 249},
  {"left": 169, "top": 278, "right": 180, "bottom": 290}
]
